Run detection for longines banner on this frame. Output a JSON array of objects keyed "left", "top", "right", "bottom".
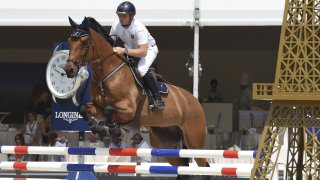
[
  {"left": 51, "top": 75, "right": 91, "bottom": 131},
  {"left": 51, "top": 67, "right": 92, "bottom": 131},
  {"left": 51, "top": 99, "right": 89, "bottom": 131},
  {"left": 50, "top": 42, "right": 91, "bottom": 131}
]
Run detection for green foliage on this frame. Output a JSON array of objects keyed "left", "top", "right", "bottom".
[
  {"left": 240, "top": 126, "right": 249, "bottom": 136},
  {"left": 207, "top": 124, "right": 217, "bottom": 134}
]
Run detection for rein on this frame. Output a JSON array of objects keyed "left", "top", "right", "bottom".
[
  {"left": 91, "top": 62, "right": 126, "bottom": 96},
  {"left": 85, "top": 37, "right": 127, "bottom": 96},
  {"left": 90, "top": 52, "right": 117, "bottom": 65},
  {"left": 68, "top": 30, "right": 130, "bottom": 97}
]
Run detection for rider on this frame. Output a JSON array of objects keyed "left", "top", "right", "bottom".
[{"left": 110, "top": 1, "right": 165, "bottom": 110}]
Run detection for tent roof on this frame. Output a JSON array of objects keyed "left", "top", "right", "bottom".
[{"left": 0, "top": 0, "right": 285, "bottom": 26}]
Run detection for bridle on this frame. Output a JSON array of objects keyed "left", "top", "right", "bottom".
[
  {"left": 67, "top": 29, "right": 117, "bottom": 68},
  {"left": 67, "top": 29, "right": 90, "bottom": 67},
  {"left": 67, "top": 29, "right": 126, "bottom": 96}
]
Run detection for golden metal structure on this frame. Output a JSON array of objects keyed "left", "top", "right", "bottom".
[{"left": 252, "top": 0, "right": 320, "bottom": 179}]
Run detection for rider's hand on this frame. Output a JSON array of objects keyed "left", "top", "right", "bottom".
[{"left": 113, "top": 47, "right": 125, "bottom": 55}]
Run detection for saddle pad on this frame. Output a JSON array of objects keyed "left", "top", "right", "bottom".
[{"left": 157, "top": 81, "right": 168, "bottom": 94}]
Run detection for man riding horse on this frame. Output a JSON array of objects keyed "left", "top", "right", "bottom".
[
  {"left": 64, "top": 13, "right": 209, "bottom": 180},
  {"left": 111, "top": 1, "right": 165, "bottom": 111}
]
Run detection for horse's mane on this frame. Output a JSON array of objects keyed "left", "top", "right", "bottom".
[{"left": 85, "top": 17, "right": 114, "bottom": 45}]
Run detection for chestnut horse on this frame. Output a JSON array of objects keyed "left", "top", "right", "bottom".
[{"left": 64, "top": 17, "right": 208, "bottom": 179}]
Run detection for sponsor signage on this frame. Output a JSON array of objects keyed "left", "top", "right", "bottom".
[{"left": 51, "top": 99, "right": 89, "bottom": 131}]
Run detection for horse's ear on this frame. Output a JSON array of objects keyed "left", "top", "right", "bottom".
[
  {"left": 83, "top": 17, "right": 90, "bottom": 32},
  {"left": 83, "top": 17, "right": 89, "bottom": 26},
  {"left": 68, "top": 16, "right": 78, "bottom": 29}
]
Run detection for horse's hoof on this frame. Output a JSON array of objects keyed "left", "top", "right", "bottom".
[
  {"left": 109, "top": 127, "right": 121, "bottom": 138},
  {"left": 91, "top": 125, "right": 109, "bottom": 137}
]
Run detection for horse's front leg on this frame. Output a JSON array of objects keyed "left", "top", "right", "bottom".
[
  {"left": 78, "top": 102, "right": 109, "bottom": 137},
  {"left": 78, "top": 102, "right": 121, "bottom": 137},
  {"left": 99, "top": 99, "right": 137, "bottom": 137},
  {"left": 103, "top": 99, "right": 137, "bottom": 136},
  {"left": 104, "top": 106, "right": 122, "bottom": 137}
]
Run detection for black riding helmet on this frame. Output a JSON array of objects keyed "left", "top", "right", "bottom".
[{"left": 116, "top": 1, "right": 136, "bottom": 16}]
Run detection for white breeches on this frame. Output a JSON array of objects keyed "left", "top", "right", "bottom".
[{"left": 138, "top": 45, "right": 159, "bottom": 77}]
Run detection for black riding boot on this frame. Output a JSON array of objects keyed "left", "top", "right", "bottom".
[{"left": 143, "top": 71, "right": 165, "bottom": 110}]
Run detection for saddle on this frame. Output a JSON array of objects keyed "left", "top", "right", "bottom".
[
  {"left": 126, "top": 58, "right": 169, "bottom": 95},
  {"left": 114, "top": 37, "right": 168, "bottom": 108}
]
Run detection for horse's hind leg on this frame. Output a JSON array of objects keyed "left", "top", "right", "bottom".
[
  {"left": 181, "top": 115, "right": 207, "bottom": 165},
  {"left": 149, "top": 128, "right": 189, "bottom": 165},
  {"left": 182, "top": 116, "right": 211, "bottom": 180},
  {"left": 149, "top": 128, "right": 191, "bottom": 180}
]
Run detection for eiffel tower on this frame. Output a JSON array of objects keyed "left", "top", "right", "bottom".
[{"left": 251, "top": 0, "right": 320, "bottom": 179}]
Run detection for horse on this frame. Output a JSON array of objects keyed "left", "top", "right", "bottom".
[{"left": 64, "top": 17, "right": 208, "bottom": 179}]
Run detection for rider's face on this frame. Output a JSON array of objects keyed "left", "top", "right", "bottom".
[{"left": 117, "top": 13, "right": 131, "bottom": 26}]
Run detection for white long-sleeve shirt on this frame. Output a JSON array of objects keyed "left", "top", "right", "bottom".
[{"left": 109, "top": 19, "right": 156, "bottom": 49}]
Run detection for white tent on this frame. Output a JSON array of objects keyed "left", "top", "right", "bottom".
[
  {"left": 0, "top": 0, "right": 285, "bottom": 97},
  {"left": 0, "top": 0, "right": 284, "bottom": 26}
]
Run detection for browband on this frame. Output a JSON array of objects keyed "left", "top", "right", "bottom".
[{"left": 71, "top": 29, "right": 89, "bottom": 38}]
